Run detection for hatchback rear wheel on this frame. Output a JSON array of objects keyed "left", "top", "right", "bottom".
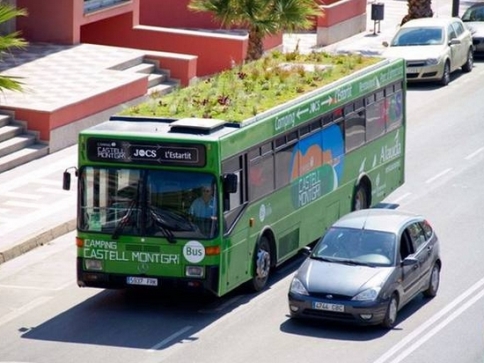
[{"left": 423, "top": 263, "right": 440, "bottom": 298}]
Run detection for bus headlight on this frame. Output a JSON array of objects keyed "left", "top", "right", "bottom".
[
  {"left": 186, "top": 266, "right": 205, "bottom": 278},
  {"left": 85, "top": 259, "right": 103, "bottom": 271}
]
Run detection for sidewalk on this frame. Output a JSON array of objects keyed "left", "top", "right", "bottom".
[{"left": 0, "top": 0, "right": 464, "bottom": 265}]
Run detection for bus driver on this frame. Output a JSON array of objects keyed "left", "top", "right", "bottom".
[{"left": 189, "top": 185, "right": 217, "bottom": 219}]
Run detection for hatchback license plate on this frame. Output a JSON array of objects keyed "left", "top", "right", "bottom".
[
  {"left": 313, "top": 301, "right": 345, "bottom": 312},
  {"left": 406, "top": 67, "right": 421, "bottom": 74},
  {"left": 127, "top": 276, "right": 158, "bottom": 286}
]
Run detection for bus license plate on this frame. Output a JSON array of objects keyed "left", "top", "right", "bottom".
[
  {"left": 313, "top": 301, "right": 345, "bottom": 312},
  {"left": 127, "top": 276, "right": 158, "bottom": 286}
]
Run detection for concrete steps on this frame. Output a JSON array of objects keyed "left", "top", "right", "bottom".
[
  {"left": 120, "top": 57, "right": 180, "bottom": 96},
  {"left": 0, "top": 114, "right": 49, "bottom": 173}
]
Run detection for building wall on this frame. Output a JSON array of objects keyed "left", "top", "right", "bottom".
[
  {"left": 140, "top": 0, "right": 218, "bottom": 28},
  {"left": 81, "top": 12, "right": 248, "bottom": 78},
  {"left": 316, "top": 0, "right": 367, "bottom": 45},
  {"left": 17, "top": 0, "right": 77, "bottom": 43}
]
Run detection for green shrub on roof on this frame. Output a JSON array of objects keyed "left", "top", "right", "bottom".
[{"left": 121, "top": 50, "right": 379, "bottom": 122}]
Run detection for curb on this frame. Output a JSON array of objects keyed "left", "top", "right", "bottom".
[{"left": 0, "top": 219, "right": 77, "bottom": 265}]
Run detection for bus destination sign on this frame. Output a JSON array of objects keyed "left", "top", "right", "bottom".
[{"left": 87, "top": 138, "right": 206, "bottom": 167}]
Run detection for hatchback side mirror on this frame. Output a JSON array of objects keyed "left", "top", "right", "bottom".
[{"left": 402, "top": 256, "right": 418, "bottom": 266}]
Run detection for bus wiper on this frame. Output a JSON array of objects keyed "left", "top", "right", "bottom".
[
  {"left": 149, "top": 207, "right": 177, "bottom": 243},
  {"left": 112, "top": 200, "right": 137, "bottom": 240},
  {"left": 112, "top": 184, "right": 141, "bottom": 240}
]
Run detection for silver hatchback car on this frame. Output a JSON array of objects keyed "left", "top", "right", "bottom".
[
  {"left": 288, "top": 208, "right": 442, "bottom": 328},
  {"left": 382, "top": 17, "right": 474, "bottom": 85}
]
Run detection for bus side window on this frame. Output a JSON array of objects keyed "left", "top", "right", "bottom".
[{"left": 227, "top": 171, "right": 242, "bottom": 211}]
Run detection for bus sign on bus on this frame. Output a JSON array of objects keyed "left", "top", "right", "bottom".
[{"left": 87, "top": 138, "right": 206, "bottom": 166}]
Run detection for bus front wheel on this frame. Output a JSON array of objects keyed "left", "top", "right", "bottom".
[
  {"left": 249, "top": 236, "right": 271, "bottom": 292},
  {"left": 353, "top": 183, "right": 370, "bottom": 211}
]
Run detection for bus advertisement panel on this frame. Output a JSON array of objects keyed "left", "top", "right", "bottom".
[{"left": 64, "top": 57, "right": 406, "bottom": 297}]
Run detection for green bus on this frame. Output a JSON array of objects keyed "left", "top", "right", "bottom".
[{"left": 64, "top": 57, "right": 406, "bottom": 297}]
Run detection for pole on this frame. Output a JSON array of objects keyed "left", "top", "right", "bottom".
[{"left": 452, "top": 0, "right": 460, "bottom": 17}]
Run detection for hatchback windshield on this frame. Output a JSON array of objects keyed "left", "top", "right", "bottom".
[
  {"left": 312, "top": 227, "right": 396, "bottom": 266},
  {"left": 391, "top": 27, "right": 444, "bottom": 46}
]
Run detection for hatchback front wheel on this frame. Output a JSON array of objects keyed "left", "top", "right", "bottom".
[
  {"left": 440, "top": 61, "right": 450, "bottom": 86},
  {"left": 462, "top": 48, "right": 473, "bottom": 73}
]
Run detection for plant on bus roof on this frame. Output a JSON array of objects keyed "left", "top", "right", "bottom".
[{"left": 121, "top": 50, "right": 379, "bottom": 122}]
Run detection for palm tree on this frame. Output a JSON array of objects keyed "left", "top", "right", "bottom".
[
  {"left": 401, "top": 0, "right": 433, "bottom": 25},
  {"left": 0, "top": 4, "right": 28, "bottom": 92},
  {"left": 188, "top": 0, "right": 322, "bottom": 61}
]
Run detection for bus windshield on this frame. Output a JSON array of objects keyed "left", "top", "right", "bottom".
[{"left": 79, "top": 167, "right": 219, "bottom": 239}]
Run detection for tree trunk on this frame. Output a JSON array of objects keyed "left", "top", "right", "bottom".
[
  {"left": 246, "top": 29, "right": 265, "bottom": 61},
  {"left": 401, "top": 0, "right": 433, "bottom": 25}
]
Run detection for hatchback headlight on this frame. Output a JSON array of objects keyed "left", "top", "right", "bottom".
[
  {"left": 290, "top": 277, "right": 309, "bottom": 295},
  {"left": 426, "top": 58, "right": 439, "bottom": 65},
  {"left": 352, "top": 287, "right": 381, "bottom": 301}
]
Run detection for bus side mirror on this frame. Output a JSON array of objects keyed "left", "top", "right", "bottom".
[
  {"left": 63, "top": 171, "right": 71, "bottom": 190},
  {"left": 63, "top": 167, "right": 78, "bottom": 191},
  {"left": 223, "top": 173, "right": 238, "bottom": 194}
]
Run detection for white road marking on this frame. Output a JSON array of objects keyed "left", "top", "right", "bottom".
[
  {"left": 37, "top": 187, "right": 72, "bottom": 195},
  {"left": 424, "top": 168, "right": 452, "bottom": 184},
  {"left": 2, "top": 191, "right": 42, "bottom": 200},
  {"left": 4, "top": 200, "right": 45, "bottom": 209},
  {"left": 147, "top": 325, "right": 193, "bottom": 352},
  {"left": 390, "top": 192, "right": 411, "bottom": 204},
  {"left": 387, "top": 288, "right": 484, "bottom": 363},
  {"left": 0, "top": 296, "right": 53, "bottom": 328},
  {"left": 36, "top": 179, "right": 67, "bottom": 187},
  {"left": 464, "top": 147, "right": 484, "bottom": 160},
  {"left": 374, "top": 276, "right": 484, "bottom": 363},
  {"left": 0, "top": 280, "right": 73, "bottom": 291}
]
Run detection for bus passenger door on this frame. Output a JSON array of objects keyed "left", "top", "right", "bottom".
[{"left": 219, "top": 164, "right": 251, "bottom": 294}]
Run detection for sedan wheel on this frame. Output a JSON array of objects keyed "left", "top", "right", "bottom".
[
  {"left": 423, "top": 263, "right": 440, "bottom": 298},
  {"left": 440, "top": 61, "right": 450, "bottom": 86},
  {"left": 382, "top": 294, "right": 398, "bottom": 329}
]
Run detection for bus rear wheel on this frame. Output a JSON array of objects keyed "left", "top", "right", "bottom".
[
  {"left": 353, "top": 183, "right": 369, "bottom": 211},
  {"left": 249, "top": 236, "right": 271, "bottom": 292}
]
